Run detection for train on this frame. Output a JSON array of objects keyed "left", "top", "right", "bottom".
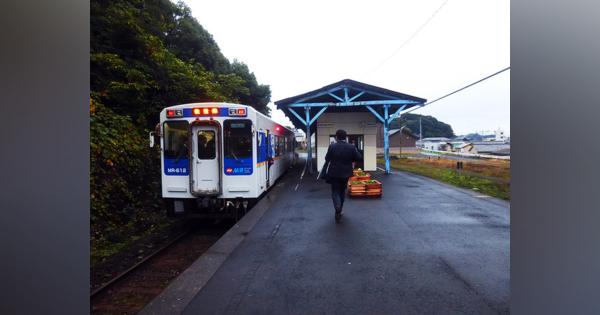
[{"left": 150, "top": 102, "right": 296, "bottom": 219}]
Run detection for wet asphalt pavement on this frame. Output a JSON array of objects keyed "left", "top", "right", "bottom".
[{"left": 183, "top": 164, "right": 509, "bottom": 314}]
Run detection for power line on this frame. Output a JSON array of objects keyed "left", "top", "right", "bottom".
[
  {"left": 366, "top": 0, "right": 449, "bottom": 76},
  {"left": 404, "top": 66, "right": 510, "bottom": 115}
]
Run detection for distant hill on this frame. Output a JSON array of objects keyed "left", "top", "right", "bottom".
[{"left": 390, "top": 113, "right": 455, "bottom": 138}]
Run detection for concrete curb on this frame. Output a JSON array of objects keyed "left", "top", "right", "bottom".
[{"left": 139, "top": 177, "right": 290, "bottom": 315}]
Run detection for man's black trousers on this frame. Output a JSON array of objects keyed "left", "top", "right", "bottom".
[{"left": 329, "top": 177, "right": 349, "bottom": 209}]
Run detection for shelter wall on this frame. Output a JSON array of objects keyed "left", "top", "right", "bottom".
[{"left": 316, "top": 112, "right": 378, "bottom": 171}]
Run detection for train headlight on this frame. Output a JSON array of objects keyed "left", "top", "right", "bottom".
[
  {"left": 228, "top": 107, "right": 247, "bottom": 117},
  {"left": 166, "top": 109, "right": 183, "bottom": 118},
  {"left": 192, "top": 107, "right": 220, "bottom": 116}
]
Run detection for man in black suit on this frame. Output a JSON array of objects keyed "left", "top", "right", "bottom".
[{"left": 324, "top": 129, "right": 363, "bottom": 222}]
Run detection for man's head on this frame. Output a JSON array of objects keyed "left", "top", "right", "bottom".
[{"left": 335, "top": 129, "right": 347, "bottom": 141}]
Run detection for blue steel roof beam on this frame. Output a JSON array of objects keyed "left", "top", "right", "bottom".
[
  {"left": 355, "top": 89, "right": 416, "bottom": 102},
  {"left": 347, "top": 91, "right": 365, "bottom": 102},
  {"left": 284, "top": 86, "right": 347, "bottom": 106},
  {"left": 328, "top": 92, "right": 344, "bottom": 102},
  {"left": 308, "top": 106, "right": 328, "bottom": 126},
  {"left": 288, "top": 108, "right": 307, "bottom": 125},
  {"left": 287, "top": 99, "right": 420, "bottom": 107},
  {"left": 344, "top": 88, "right": 349, "bottom": 102},
  {"left": 387, "top": 105, "right": 407, "bottom": 123},
  {"left": 365, "top": 105, "right": 386, "bottom": 123}
]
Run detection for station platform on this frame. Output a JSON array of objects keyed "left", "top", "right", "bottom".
[{"left": 143, "top": 162, "right": 509, "bottom": 314}]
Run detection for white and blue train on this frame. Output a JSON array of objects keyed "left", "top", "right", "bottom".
[{"left": 150, "top": 102, "right": 295, "bottom": 218}]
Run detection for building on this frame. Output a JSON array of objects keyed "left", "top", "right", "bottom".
[
  {"left": 376, "top": 125, "right": 419, "bottom": 154},
  {"left": 293, "top": 129, "right": 306, "bottom": 149},
  {"left": 315, "top": 112, "right": 378, "bottom": 170},
  {"left": 479, "top": 128, "right": 507, "bottom": 142},
  {"left": 470, "top": 141, "right": 511, "bottom": 155},
  {"left": 416, "top": 137, "right": 452, "bottom": 151},
  {"left": 450, "top": 141, "right": 475, "bottom": 153},
  {"left": 275, "top": 79, "right": 426, "bottom": 173}
]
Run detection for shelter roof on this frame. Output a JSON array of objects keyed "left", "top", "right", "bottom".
[{"left": 274, "top": 79, "right": 426, "bottom": 132}]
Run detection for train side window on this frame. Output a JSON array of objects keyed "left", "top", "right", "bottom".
[
  {"left": 276, "top": 136, "right": 282, "bottom": 156},
  {"left": 163, "top": 120, "right": 189, "bottom": 159},
  {"left": 197, "top": 130, "right": 216, "bottom": 159},
  {"left": 224, "top": 120, "right": 252, "bottom": 159}
]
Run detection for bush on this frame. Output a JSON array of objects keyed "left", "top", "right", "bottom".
[{"left": 90, "top": 98, "right": 164, "bottom": 264}]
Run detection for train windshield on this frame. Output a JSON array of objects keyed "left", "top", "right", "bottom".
[
  {"left": 224, "top": 119, "right": 252, "bottom": 159},
  {"left": 197, "top": 130, "right": 216, "bottom": 159},
  {"left": 163, "top": 120, "right": 189, "bottom": 159}
]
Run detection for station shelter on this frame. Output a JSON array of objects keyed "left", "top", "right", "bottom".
[{"left": 275, "top": 79, "right": 426, "bottom": 174}]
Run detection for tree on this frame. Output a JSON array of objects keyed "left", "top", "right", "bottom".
[
  {"left": 90, "top": 0, "right": 273, "bottom": 262},
  {"left": 390, "top": 113, "right": 455, "bottom": 138}
]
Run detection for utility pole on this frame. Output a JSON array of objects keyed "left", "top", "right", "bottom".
[
  {"left": 419, "top": 117, "right": 422, "bottom": 140},
  {"left": 399, "top": 125, "right": 407, "bottom": 159}
]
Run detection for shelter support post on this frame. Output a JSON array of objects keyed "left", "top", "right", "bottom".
[
  {"left": 383, "top": 104, "right": 390, "bottom": 174},
  {"left": 305, "top": 106, "right": 312, "bottom": 173}
]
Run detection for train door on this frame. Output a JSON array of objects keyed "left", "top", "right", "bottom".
[
  {"left": 257, "top": 130, "right": 268, "bottom": 191},
  {"left": 266, "top": 130, "right": 271, "bottom": 188},
  {"left": 191, "top": 125, "right": 220, "bottom": 194}
]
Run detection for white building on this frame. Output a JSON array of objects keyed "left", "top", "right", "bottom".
[
  {"left": 293, "top": 129, "right": 306, "bottom": 148},
  {"left": 315, "top": 112, "right": 378, "bottom": 171},
  {"left": 495, "top": 128, "right": 506, "bottom": 142},
  {"left": 416, "top": 137, "right": 452, "bottom": 151}
]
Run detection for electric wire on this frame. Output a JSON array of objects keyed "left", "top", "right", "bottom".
[
  {"left": 405, "top": 66, "right": 511, "bottom": 115},
  {"left": 366, "top": 0, "right": 450, "bottom": 76}
]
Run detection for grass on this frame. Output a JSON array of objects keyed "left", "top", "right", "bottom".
[{"left": 378, "top": 157, "right": 510, "bottom": 200}]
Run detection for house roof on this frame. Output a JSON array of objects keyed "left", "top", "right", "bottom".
[
  {"left": 274, "top": 79, "right": 426, "bottom": 132},
  {"left": 451, "top": 142, "right": 472, "bottom": 149},
  {"left": 418, "top": 137, "right": 452, "bottom": 142},
  {"left": 472, "top": 143, "right": 510, "bottom": 153}
]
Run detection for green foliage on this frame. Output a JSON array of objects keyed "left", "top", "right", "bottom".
[
  {"left": 90, "top": 0, "right": 272, "bottom": 262},
  {"left": 380, "top": 158, "right": 510, "bottom": 200},
  {"left": 90, "top": 98, "right": 166, "bottom": 263},
  {"left": 390, "top": 113, "right": 455, "bottom": 138},
  {"left": 91, "top": 0, "right": 271, "bottom": 128}
]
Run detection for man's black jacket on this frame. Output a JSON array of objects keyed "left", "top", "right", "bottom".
[{"left": 324, "top": 140, "right": 363, "bottom": 178}]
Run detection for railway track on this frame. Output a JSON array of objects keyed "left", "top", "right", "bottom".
[
  {"left": 90, "top": 229, "right": 190, "bottom": 298},
  {"left": 91, "top": 220, "right": 231, "bottom": 315}
]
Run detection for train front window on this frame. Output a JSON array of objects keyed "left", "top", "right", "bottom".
[
  {"left": 163, "top": 120, "right": 189, "bottom": 159},
  {"left": 224, "top": 120, "right": 252, "bottom": 159},
  {"left": 197, "top": 130, "right": 216, "bottom": 160}
]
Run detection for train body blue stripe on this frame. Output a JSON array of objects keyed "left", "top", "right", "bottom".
[
  {"left": 224, "top": 157, "right": 253, "bottom": 175},
  {"left": 164, "top": 158, "right": 189, "bottom": 176}
]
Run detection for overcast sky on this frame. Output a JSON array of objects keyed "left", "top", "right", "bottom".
[{"left": 185, "top": 0, "right": 510, "bottom": 136}]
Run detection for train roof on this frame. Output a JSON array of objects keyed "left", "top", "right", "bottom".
[{"left": 163, "top": 102, "right": 294, "bottom": 134}]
